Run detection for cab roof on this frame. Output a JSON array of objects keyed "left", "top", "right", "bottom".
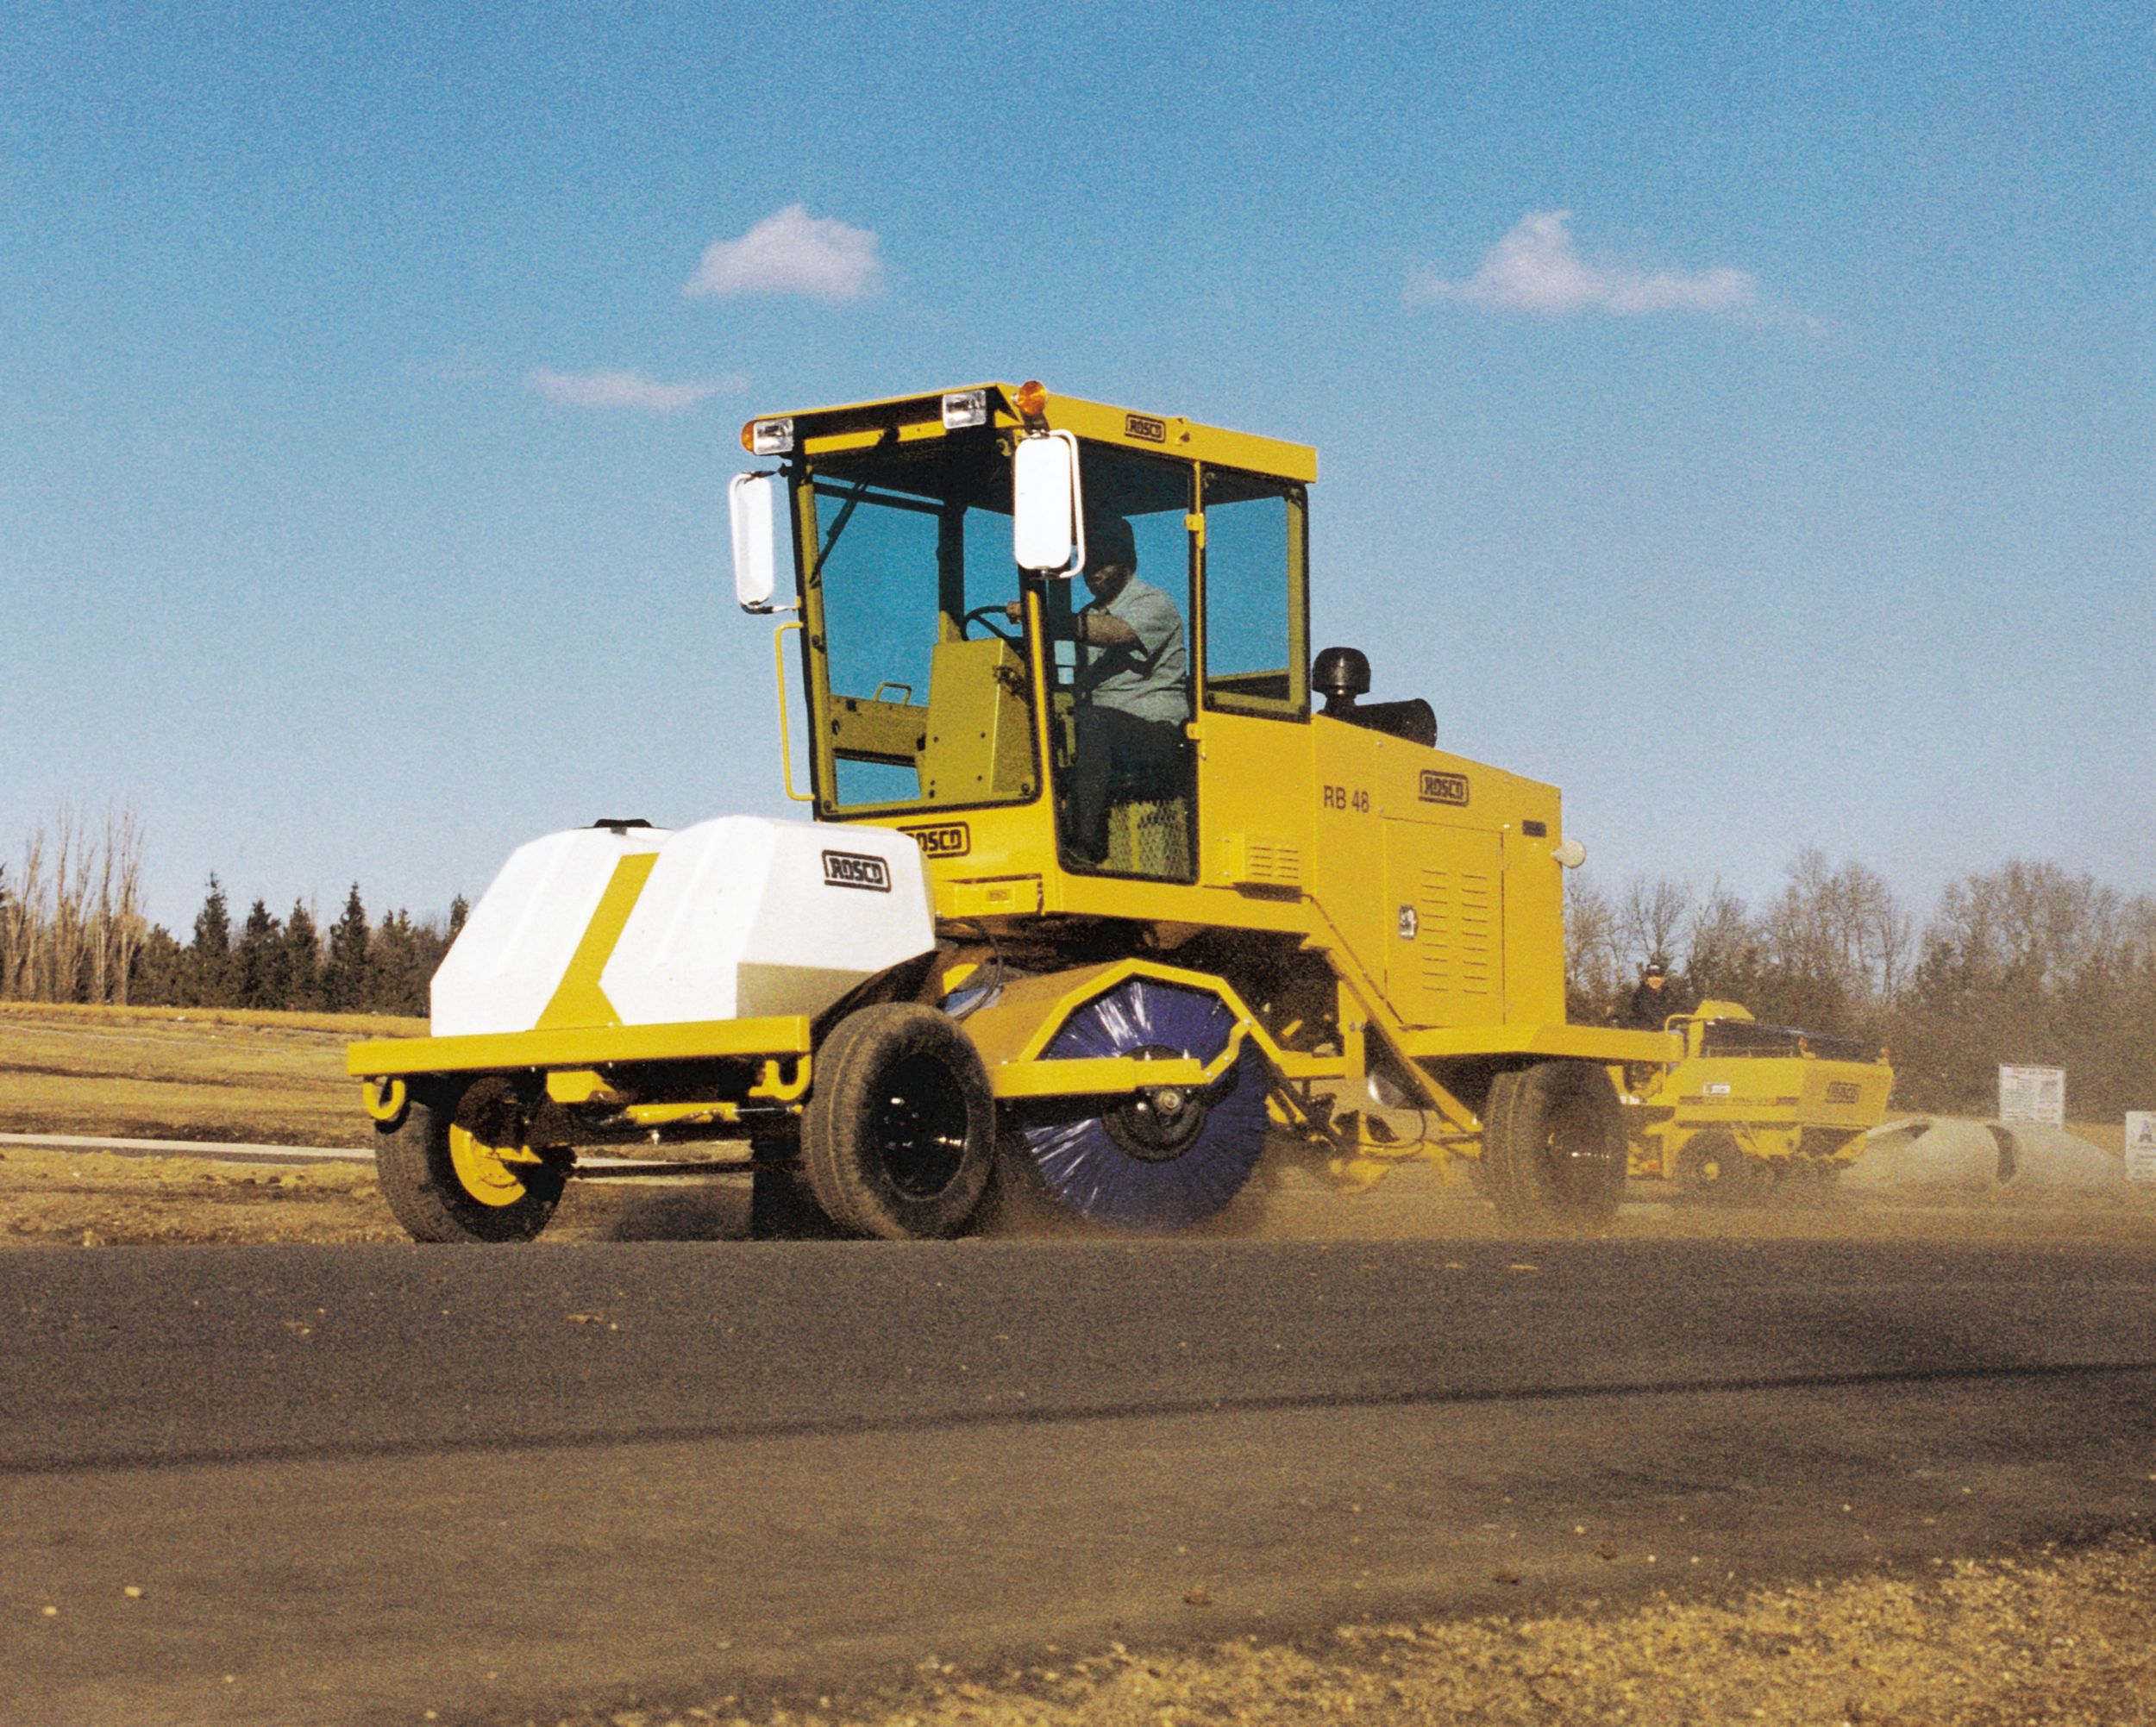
[{"left": 745, "top": 382, "right": 1318, "bottom": 485}]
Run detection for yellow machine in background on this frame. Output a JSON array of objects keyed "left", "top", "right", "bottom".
[
  {"left": 1626, "top": 1000, "right": 1894, "bottom": 1197},
  {"left": 349, "top": 381, "right": 1674, "bottom": 1242}
]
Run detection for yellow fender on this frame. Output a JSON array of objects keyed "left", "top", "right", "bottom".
[{"left": 959, "top": 959, "right": 1280, "bottom": 1101}]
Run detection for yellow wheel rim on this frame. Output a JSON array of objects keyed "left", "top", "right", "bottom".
[{"left": 448, "top": 1122, "right": 529, "bottom": 1207}]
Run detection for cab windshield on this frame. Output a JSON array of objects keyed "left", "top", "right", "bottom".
[{"left": 804, "top": 438, "right": 1036, "bottom": 813}]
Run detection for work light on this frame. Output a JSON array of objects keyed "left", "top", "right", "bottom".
[
  {"left": 941, "top": 390, "right": 988, "bottom": 430},
  {"left": 743, "top": 417, "right": 795, "bottom": 456}
]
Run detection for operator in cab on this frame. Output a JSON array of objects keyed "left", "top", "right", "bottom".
[{"left": 1060, "top": 514, "right": 1189, "bottom": 865}]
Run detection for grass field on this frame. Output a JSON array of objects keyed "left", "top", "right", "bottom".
[
  {"left": 2, "top": 1002, "right": 2149, "bottom": 1254},
  {"left": 0, "top": 1000, "right": 422, "bottom": 1146}
]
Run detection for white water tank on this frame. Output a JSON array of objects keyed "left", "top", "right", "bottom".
[
  {"left": 432, "top": 817, "right": 935, "bottom": 1036},
  {"left": 432, "top": 823, "right": 668, "bottom": 1036}
]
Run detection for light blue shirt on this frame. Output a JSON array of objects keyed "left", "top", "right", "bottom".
[{"left": 1081, "top": 577, "right": 1189, "bottom": 724}]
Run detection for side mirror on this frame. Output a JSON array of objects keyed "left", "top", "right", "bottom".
[
  {"left": 729, "top": 472, "right": 782, "bottom": 612},
  {"left": 1012, "top": 432, "right": 1086, "bottom": 577}
]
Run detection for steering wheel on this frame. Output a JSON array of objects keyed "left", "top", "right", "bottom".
[{"left": 962, "top": 604, "right": 1022, "bottom": 644}]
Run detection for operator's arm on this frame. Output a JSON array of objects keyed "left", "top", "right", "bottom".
[
  {"left": 1075, "top": 610, "right": 1140, "bottom": 649},
  {"left": 1001, "top": 601, "right": 1140, "bottom": 648}
]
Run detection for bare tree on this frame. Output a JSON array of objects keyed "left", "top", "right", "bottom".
[
  {"left": 0, "top": 862, "right": 14, "bottom": 1000},
  {"left": 1854, "top": 867, "right": 1915, "bottom": 1003},
  {"left": 4, "top": 823, "right": 47, "bottom": 1001},
  {"left": 1758, "top": 849, "right": 1911, "bottom": 1012},
  {"left": 2, "top": 804, "right": 149, "bottom": 1004},
  {"left": 109, "top": 804, "right": 146, "bottom": 1004},
  {"left": 1564, "top": 878, "right": 1624, "bottom": 1017},
  {"left": 1620, "top": 875, "right": 1692, "bottom": 973},
  {"left": 47, "top": 805, "right": 93, "bottom": 1004},
  {"left": 1683, "top": 882, "right": 1764, "bottom": 1003}
]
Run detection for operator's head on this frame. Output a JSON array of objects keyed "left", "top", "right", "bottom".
[
  {"left": 1081, "top": 515, "right": 1137, "bottom": 601},
  {"left": 1644, "top": 959, "right": 1669, "bottom": 988}
]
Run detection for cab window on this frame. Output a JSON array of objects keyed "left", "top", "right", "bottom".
[{"left": 1200, "top": 469, "right": 1307, "bottom": 720}]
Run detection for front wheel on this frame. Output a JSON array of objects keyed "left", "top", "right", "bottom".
[
  {"left": 1483, "top": 1061, "right": 1626, "bottom": 1230},
  {"left": 375, "top": 1076, "right": 567, "bottom": 1243},
  {"left": 1675, "top": 1129, "right": 1753, "bottom": 1203},
  {"left": 800, "top": 1004, "right": 997, "bottom": 1240}
]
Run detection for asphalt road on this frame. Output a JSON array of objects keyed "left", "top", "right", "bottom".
[{"left": 5, "top": 1236, "right": 2154, "bottom": 1727}]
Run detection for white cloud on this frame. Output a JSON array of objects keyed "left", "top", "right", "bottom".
[
  {"left": 1407, "top": 210, "right": 1758, "bottom": 316},
  {"left": 528, "top": 367, "right": 744, "bottom": 413},
  {"left": 684, "top": 203, "right": 885, "bottom": 303}
]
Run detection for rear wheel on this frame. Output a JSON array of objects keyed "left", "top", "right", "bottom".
[
  {"left": 1675, "top": 1129, "right": 1753, "bottom": 1203},
  {"left": 801, "top": 1004, "right": 996, "bottom": 1240},
  {"left": 1483, "top": 1061, "right": 1626, "bottom": 1230},
  {"left": 375, "top": 1076, "right": 567, "bottom": 1243}
]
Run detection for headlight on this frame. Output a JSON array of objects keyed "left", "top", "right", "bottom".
[
  {"left": 941, "top": 390, "right": 988, "bottom": 430},
  {"left": 742, "top": 416, "right": 795, "bottom": 456}
]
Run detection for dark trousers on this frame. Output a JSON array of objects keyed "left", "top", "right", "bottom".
[{"left": 1068, "top": 706, "right": 1188, "bottom": 863}]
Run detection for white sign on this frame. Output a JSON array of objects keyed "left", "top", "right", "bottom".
[
  {"left": 1998, "top": 1065, "right": 2065, "bottom": 1126},
  {"left": 2127, "top": 1112, "right": 2156, "bottom": 1184}
]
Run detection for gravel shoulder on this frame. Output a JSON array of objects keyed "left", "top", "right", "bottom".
[{"left": 477, "top": 1538, "right": 2156, "bottom": 1727}]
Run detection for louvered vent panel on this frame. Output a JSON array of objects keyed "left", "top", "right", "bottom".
[
  {"left": 1220, "top": 833, "right": 1305, "bottom": 888},
  {"left": 1418, "top": 865, "right": 1498, "bottom": 997},
  {"left": 1245, "top": 841, "right": 1304, "bottom": 885}
]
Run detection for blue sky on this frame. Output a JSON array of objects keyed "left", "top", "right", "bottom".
[{"left": 3, "top": 1, "right": 2150, "bottom": 932}]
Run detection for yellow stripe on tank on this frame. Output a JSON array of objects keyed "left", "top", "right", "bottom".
[{"left": 536, "top": 851, "right": 660, "bottom": 1031}]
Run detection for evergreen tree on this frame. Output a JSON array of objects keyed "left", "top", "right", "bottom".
[
  {"left": 367, "top": 908, "right": 435, "bottom": 1017},
  {"left": 188, "top": 875, "right": 234, "bottom": 1007},
  {"left": 448, "top": 894, "right": 470, "bottom": 940},
  {"left": 323, "top": 885, "right": 370, "bottom": 1012},
  {"left": 234, "top": 898, "right": 285, "bottom": 1010},
  {"left": 283, "top": 900, "right": 323, "bottom": 1011},
  {"left": 128, "top": 925, "right": 186, "bottom": 1006}
]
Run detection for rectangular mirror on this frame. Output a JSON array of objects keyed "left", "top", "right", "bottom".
[
  {"left": 729, "top": 472, "right": 781, "bottom": 611},
  {"left": 1012, "top": 431, "right": 1086, "bottom": 576}
]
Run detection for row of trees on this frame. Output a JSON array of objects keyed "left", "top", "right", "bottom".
[
  {"left": 1570, "top": 849, "right": 2156, "bottom": 1119},
  {"left": 8, "top": 811, "right": 2151, "bottom": 1112},
  {"left": 2, "top": 809, "right": 462, "bottom": 1018},
  {"left": 126, "top": 879, "right": 467, "bottom": 1017}
]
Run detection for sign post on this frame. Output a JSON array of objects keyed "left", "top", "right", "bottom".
[
  {"left": 2127, "top": 1112, "right": 2156, "bottom": 1184},
  {"left": 1998, "top": 1065, "right": 2065, "bottom": 1127}
]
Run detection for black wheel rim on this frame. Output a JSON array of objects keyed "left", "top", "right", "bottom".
[
  {"left": 1104, "top": 1044, "right": 1214, "bottom": 1162},
  {"left": 871, "top": 1054, "right": 973, "bottom": 1199}
]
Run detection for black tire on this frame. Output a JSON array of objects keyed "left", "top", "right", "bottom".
[
  {"left": 1483, "top": 1061, "right": 1626, "bottom": 1230},
  {"left": 375, "top": 1077, "right": 567, "bottom": 1243},
  {"left": 800, "top": 1004, "right": 996, "bottom": 1240},
  {"left": 749, "top": 1147, "right": 851, "bottom": 1241},
  {"left": 1674, "top": 1129, "right": 1753, "bottom": 1204}
]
